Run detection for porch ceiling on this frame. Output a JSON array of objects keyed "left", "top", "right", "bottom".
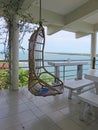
[{"left": 0, "top": 0, "right": 98, "bottom": 37}]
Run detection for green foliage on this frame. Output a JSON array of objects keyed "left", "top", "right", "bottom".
[
  {"left": 0, "top": 68, "right": 29, "bottom": 89},
  {"left": 40, "top": 73, "right": 54, "bottom": 83},
  {"left": 0, "top": 68, "right": 54, "bottom": 90},
  {"left": 18, "top": 68, "right": 28, "bottom": 87},
  {"left": 0, "top": 70, "right": 9, "bottom": 89}
]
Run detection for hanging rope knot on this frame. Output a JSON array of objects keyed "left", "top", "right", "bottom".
[{"left": 39, "top": 21, "right": 42, "bottom": 27}]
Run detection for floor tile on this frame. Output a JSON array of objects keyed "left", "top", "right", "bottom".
[
  {"left": 47, "top": 110, "right": 66, "bottom": 123},
  {"left": 0, "top": 88, "right": 97, "bottom": 130},
  {"left": 57, "top": 117, "right": 84, "bottom": 130}
]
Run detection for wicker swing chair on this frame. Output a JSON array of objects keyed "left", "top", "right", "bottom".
[{"left": 28, "top": 25, "right": 64, "bottom": 96}]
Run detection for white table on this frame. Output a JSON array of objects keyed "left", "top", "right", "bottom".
[
  {"left": 48, "top": 61, "right": 88, "bottom": 80},
  {"left": 64, "top": 79, "right": 94, "bottom": 99},
  {"left": 78, "top": 69, "right": 98, "bottom": 121},
  {"left": 85, "top": 69, "right": 98, "bottom": 94}
]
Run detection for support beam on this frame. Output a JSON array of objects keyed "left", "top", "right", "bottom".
[
  {"left": 64, "top": 0, "right": 98, "bottom": 26},
  {"left": 94, "top": 23, "right": 98, "bottom": 32},
  {"left": 47, "top": 20, "right": 94, "bottom": 35},
  {"left": 47, "top": 25, "right": 63, "bottom": 35},
  {"left": 75, "top": 32, "right": 90, "bottom": 38},
  {"left": 63, "top": 21, "right": 94, "bottom": 34}
]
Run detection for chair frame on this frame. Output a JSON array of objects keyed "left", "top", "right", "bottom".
[{"left": 28, "top": 26, "right": 64, "bottom": 96}]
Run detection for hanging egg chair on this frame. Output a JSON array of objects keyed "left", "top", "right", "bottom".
[{"left": 28, "top": 0, "right": 64, "bottom": 96}]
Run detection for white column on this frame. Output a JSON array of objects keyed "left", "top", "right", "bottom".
[
  {"left": 9, "top": 14, "right": 19, "bottom": 90},
  {"left": 91, "top": 32, "right": 97, "bottom": 69}
]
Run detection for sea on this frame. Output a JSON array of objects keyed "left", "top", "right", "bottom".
[
  {"left": 18, "top": 50, "right": 91, "bottom": 61},
  {"left": 0, "top": 50, "right": 98, "bottom": 80},
  {"left": 18, "top": 50, "right": 98, "bottom": 61},
  {"left": 0, "top": 50, "right": 98, "bottom": 65}
]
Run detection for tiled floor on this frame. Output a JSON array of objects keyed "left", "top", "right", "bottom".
[{"left": 0, "top": 87, "right": 98, "bottom": 130}]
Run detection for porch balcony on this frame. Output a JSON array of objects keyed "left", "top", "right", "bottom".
[
  {"left": 0, "top": 59, "right": 98, "bottom": 130},
  {"left": 0, "top": 0, "right": 98, "bottom": 129}
]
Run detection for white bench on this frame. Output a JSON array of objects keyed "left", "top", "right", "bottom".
[
  {"left": 78, "top": 92, "right": 98, "bottom": 121},
  {"left": 64, "top": 79, "right": 94, "bottom": 99}
]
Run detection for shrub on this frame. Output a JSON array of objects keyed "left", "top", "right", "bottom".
[{"left": 19, "top": 68, "right": 28, "bottom": 87}]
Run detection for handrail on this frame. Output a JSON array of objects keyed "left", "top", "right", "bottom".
[
  {"left": 18, "top": 59, "right": 92, "bottom": 79},
  {"left": 0, "top": 58, "right": 97, "bottom": 89}
]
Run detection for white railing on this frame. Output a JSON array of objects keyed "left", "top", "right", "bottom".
[
  {"left": 19, "top": 59, "right": 91, "bottom": 80},
  {"left": 0, "top": 59, "right": 98, "bottom": 89}
]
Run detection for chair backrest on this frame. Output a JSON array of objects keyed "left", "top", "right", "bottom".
[{"left": 28, "top": 26, "right": 64, "bottom": 96}]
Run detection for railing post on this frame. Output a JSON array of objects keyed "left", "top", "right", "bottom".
[
  {"left": 92, "top": 57, "right": 96, "bottom": 69},
  {"left": 63, "top": 66, "right": 65, "bottom": 81},
  {"left": 91, "top": 32, "right": 97, "bottom": 69}
]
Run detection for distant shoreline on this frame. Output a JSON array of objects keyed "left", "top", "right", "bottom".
[{"left": 45, "top": 52, "right": 98, "bottom": 57}]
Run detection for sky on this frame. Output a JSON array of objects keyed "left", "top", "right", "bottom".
[
  {"left": 45, "top": 30, "right": 91, "bottom": 53},
  {"left": 23, "top": 28, "right": 98, "bottom": 54}
]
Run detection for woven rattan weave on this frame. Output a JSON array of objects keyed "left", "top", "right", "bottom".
[{"left": 28, "top": 26, "right": 64, "bottom": 96}]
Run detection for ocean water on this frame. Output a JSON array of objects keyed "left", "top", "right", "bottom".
[
  {"left": 1, "top": 51, "right": 98, "bottom": 80},
  {"left": 16, "top": 51, "right": 98, "bottom": 71},
  {"left": 1, "top": 50, "right": 98, "bottom": 66},
  {"left": 44, "top": 53, "right": 91, "bottom": 60},
  {"left": 19, "top": 50, "right": 91, "bottom": 61},
  {"left": 18, "top": 51, "right": 92, "bottom": 78}
]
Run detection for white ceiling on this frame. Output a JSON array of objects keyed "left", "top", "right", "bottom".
[
  {"left": 83, "top": 11, "right": 98, "bottom": 24},
  {"left": 33, "top": 0, "right": 88, "bottom": 15},
  {"left": 0, "top": 0, "right": 98, "bottom": 37}
]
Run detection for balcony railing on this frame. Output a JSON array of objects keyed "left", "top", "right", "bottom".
[
  {"left": 0, "top": 59, "right": 98, "bottom": 89},
  {"left": 19, "top": 59, "right": 92, "bottom": 80}
]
